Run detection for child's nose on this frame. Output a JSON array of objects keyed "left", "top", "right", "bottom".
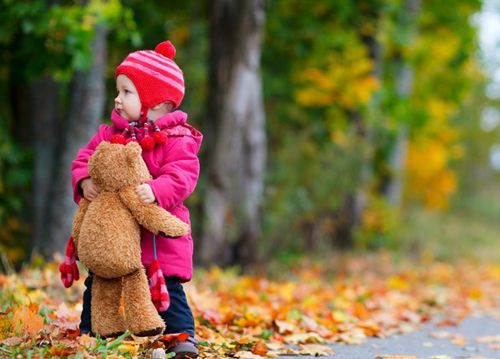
[{"left": 114, "top": 95, "right": 121, "bottom": 104}]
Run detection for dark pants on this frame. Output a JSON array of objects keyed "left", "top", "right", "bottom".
[{"left": 80, "top": 271, "right": 196, "bottom": 337}]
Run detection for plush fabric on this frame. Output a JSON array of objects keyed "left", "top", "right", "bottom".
[
  {"left": 71, "top": 141, "right": 189, "bottom": 337},
  {"left": 71, "top": 110, "right": 203, "bottom": 282}
]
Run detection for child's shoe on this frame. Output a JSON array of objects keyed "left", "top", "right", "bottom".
[{"left": 167, "top": 337, "right": 199, "bottom": 359}]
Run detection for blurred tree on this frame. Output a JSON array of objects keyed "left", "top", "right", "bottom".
[
  {"left": 401, "top": 0, "right": 481, "bottom": 210},
  {"left": 199, "top": 0, "right": 267, "bottom": 268},
  {"left": 262, "top": 1, "right": 387, "bottom": 252},
  {"left": 0, "top": 0, "right": 487, "bottom": 267},
  {"left": 378, "top": 0, "right": 421, "bottom": 206},
  {"left": 46, "top": 24, "right": 109, "bottom": 255},
  {"left": 0, "top": 0, "right": 138, "bottom": 258},
  {"left": 260, "top": 0, "right": 482, "bottom": 255}
]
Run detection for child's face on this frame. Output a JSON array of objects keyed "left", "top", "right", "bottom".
[{"left": 115, "top": 75, "right": 142, "bottom": 122}]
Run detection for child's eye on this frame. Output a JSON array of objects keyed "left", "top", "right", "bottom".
[{"left": 125, "top": 90, "right": 131, "bottom": 94}]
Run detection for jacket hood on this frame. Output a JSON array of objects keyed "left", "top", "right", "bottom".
[{"left": 111, "top": 109, "right": 202, "bottom": 150}]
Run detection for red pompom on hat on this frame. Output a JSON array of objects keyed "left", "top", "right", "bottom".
[
  {"left": 115, "top": 41, "right": 185, "bottom": 109},
  {"left": 155, "top": 41, "right": 176, "bottom": 59}
]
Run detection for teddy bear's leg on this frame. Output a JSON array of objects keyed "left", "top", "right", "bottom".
[
  {"left": 123, "top": 269, "right": 165, "bottom": 336},
  {"left": 91, "top": 275, "right": 127, "bottom": 337}
]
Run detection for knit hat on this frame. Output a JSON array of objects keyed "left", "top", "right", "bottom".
[{"left": 115, "top": 41, "right": 185, "bottom": 109}]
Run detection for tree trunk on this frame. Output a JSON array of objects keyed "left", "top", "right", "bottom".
[
  {"left": 42, "top": 26, "right": 108, "bottom": 257},
  {"left": 199, "top": 0, "right": 266, "bottom": 269},
  {"left": 31, "top": 76, "right": 60, "bottom": 253},
  {"left": 381, "top": 0, "right": 421, "bottom": 206},
  {"left": 331, "top": 32, "right": 382, "bottom": 250}
]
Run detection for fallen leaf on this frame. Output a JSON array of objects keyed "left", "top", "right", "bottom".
[
  {"left": 436, "top": 318, "right": 460, "bottom": 327},
  {"left": 117, "top": 341, "right": 138, "bottom": 356},
  {"left": 159, "top": 332, "right": 190, "bottom": 351},
  {"left": 284, "top": 332, "right": 323, "bottom": 344},
  {"left": 476, "top": 335, "right": 500, "bottom": 343},
  {"left": 12, "top": 306, "right": 44, "bottom": 336},
  {"left": 428, "top": 331, "right": 452, "bottom": 339},
  {"left": 0, "top": 313, "right": 12, "bottom": 338},
  {"left": 251, "top": 340, "right": 268, "bottom": 356},
  {"left": 235, "top": 351, "right": 263, "bottom": 358},
  {"left": 274, "top": 320, "right": 295, "bottom": 334},
  {"left": 49, "top": 346, "right": 74, "bottom": 357},
  {"left": 298, "top": 344, "right": 334, "bottom": 356},
  {"left": 1, "top": 337, "right": 23, "bottom": 346}
]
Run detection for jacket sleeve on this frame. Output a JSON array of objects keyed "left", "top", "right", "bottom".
[
  {"left": 71, "top": 125, "right": 109, "bottom": 204},
  {"left": 147, "top": 136, "right": 200, "bottom": 211}
]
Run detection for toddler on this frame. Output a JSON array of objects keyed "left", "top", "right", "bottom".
[{"left": 71, "top": 41, "right": 202, "bottom": 358}]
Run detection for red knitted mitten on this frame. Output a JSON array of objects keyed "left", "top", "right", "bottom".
[
  {"left": 147, "top": 259, "right": 170, "bottom": 312},
  {"left": 59, "top": 236, "right": 79, "bottom": 288}
]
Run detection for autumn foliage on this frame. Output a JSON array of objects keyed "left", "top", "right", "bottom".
[{"left": 2, "top": 255, "right": 500, "bottom": 358}]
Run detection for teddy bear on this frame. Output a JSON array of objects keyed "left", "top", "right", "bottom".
[{"left": 70, "top": 141, "right": 189, "bottom": 337}]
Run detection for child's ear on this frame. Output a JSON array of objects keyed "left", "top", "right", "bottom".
[{"left": 151, "top": 102, "right": 174, "bottom": 112}]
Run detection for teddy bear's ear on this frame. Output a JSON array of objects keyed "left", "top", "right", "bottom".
[
  {"left": 125, "top": 142, "right": 142, "bottom": 163},
  {"left": 96, "top": 141, "right": 111, "bottom": 150}
]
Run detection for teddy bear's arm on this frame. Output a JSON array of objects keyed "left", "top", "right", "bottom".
[
  {"left": 72, "top": 197, "right": 90, "bottom": 249},
  {"left": 119, "top": 186, "right": 189, "bottom": 238}
]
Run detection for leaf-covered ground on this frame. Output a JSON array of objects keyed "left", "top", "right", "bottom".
[{"left": 1, "top": 254, "right": 500, "bottom": 358}]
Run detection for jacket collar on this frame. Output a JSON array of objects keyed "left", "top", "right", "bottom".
[{"left": 111, "top": 109, "right": 188, "bottom": 130}]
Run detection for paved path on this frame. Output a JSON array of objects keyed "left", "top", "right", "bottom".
[{"left": 292, "top": 315, "right": 500, "bottom": 359}]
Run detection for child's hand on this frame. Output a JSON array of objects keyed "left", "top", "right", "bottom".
[
  {"left": 81, "top": 178, "right": 100, "bottom": 201},
  {"left": 136, "top": 184, "right": 156, "bottom": 204}
]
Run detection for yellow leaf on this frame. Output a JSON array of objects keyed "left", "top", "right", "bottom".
[
  {"left": 274, "top": 320, "right": 295, "bottom": 334},
  {"left": 284, "top": 332, "right": 323, "bottom": 344},
  {"left": 235, "top": 351, "right": 264, "bottom": 359},
  {"left": 387, "top": 276, "right": 410, "bottom": 291},
  {"left": 0, "top": 313, "right": 12, "bottom": 338},
  {"left": 117, "top": 342, "right": 137, "bottom": 356},
  {"left": 298, "top": 344, "right": 334, "bottom": 356}
]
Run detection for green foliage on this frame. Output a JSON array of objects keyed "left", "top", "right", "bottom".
[
  {"left": 0, "top": 115, "right": 31, "bottom": 266},
  {"left": 86, "top": 331, "right": 131, "bottom": 358},
  {"left": 261, "top": 0, "right": 484, "bottom": 253},
  {"left": 0, "top": 0, "right": 139, "bottom": 81},
  {"left": 0, "top": 0, "right": 492, "bottom": 262},
  {"left": 0, "top": 0, "right": 141, "bottom": 264},
  {"left": 262, "top": 127, "right": 366, "bottom": 253}
]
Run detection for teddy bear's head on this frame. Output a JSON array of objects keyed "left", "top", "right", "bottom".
[{"left": 89, "top": 142, "right": 152, "bottom": 192}]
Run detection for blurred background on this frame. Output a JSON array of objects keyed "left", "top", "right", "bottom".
[{"left": 1, "top": 0, "right": 499, "bottom": 273}]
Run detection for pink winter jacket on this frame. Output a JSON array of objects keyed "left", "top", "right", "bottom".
[{"left": 71, "top": 109, "right": 202, "bottom": 282}]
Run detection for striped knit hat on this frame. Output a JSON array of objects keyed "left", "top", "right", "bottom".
[{"left": 115, "top": 41, "right": 185, "bottom": 109}]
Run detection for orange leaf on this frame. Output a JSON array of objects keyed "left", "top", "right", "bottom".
[
  {"left": 159, "top": 332, "right": 190, "bottom": 350},
  {"left": 12, "top": 306, "right": 44, "bottom": 336},
  {"left": 251, "top": 340, "right": 268, "bottom": 356},
  {"left": 49, "top": 346, "right": 73, "bottom": 356},
  {"left": 436, "top": 318, "right": 460, "bottom": 327},
  {"left": 353, "top": 303, "right": 369, "bottom": 320},
  {"left": 28, "top": 303, "right": 39, "bottom": 314}
]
